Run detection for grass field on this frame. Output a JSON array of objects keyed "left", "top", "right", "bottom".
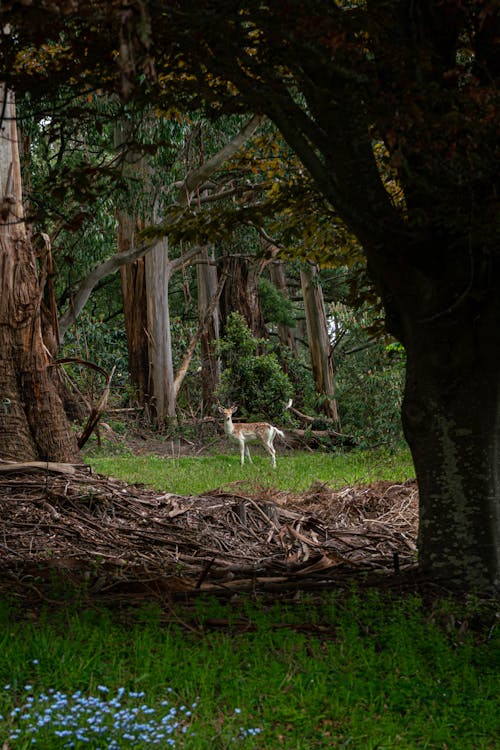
[
  {"left": 1, "top": 593, "right": 498, "bottom": 749},
  {"left": 87, "top": 444, "right": 416, "bottom": 495},
  {"left": 1, "top": 444, "right": 499, "bottom": 749}
]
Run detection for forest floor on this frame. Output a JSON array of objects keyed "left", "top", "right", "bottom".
[
  {"left": 0, "top": 424, "right": 433, "bottom": 608},
  {"left": 3, "top": 420, "right": 471, "bottom": 607}
]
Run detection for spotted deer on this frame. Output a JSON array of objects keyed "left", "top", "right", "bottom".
[{"left": 218, "top": 405, "right": 286, "bottom": 468}]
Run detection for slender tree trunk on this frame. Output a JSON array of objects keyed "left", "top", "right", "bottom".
[
  {"left": 145, "top": 235, "right": 176, "bottom": 423},
  {"left": 197, "top": 245, "right": 220, "bottom": 413},
  {"left": 117, "top": 215, "right": 150, "bottom": 406},
  {"left": 114, "top": 123, "right": 150, "bottom": 409},
  {"left": 300, "top": 263, "right": 340, "bottom": 424},
  {"left": 269, "top": 259, "right": 297, "bottom": 356},
  {"left": 0, "top": 86, "right": 79, "bottom": 462},
  {"left": 114, "top": 122, "right": 176, "bottom": 424}
]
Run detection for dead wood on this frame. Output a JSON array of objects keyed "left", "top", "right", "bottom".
[
  {"left": 0, "top": 461, "right": 78, "bottom": 475},
  {"left": 283, "top": 428, "right": 356, "bottom": 449},
  {"left": 77, "top": 366, "right": 116, "bottom": 449},
  {"left": 0, "top": 465, "right": 418, "bottom": 605}
]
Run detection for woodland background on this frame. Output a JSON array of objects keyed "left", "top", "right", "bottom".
[{"left": 22, "top": 102, "right": 405, "bottom": 448}]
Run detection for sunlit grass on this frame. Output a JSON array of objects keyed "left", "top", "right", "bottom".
[{"left": 86, "top": 445, "right": 415, "bottom": 495}]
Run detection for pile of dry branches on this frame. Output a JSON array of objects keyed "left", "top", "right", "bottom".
[{"left": 0, "top": 464, "right": 418, "bottom": 603}]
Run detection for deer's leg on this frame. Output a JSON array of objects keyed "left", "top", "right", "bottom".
[
  {"left": 245, "top": 444, "right": 253, "bottom": 464},
  {"left": 239, "top": 438, "right": 246, "bottom": 465},
  {"left": 265, "top": 438, "right": 277, "bottom": 468}
]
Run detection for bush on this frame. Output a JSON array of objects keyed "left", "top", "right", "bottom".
[
  {"left": 332, "top": 305, "right": 405, "bottom": 447},
  {"left": 60, "top": 312, "right": 130, "bottom": 404},
  {"left": 217, "top": 313, "right": 293, "bottom": 420}
]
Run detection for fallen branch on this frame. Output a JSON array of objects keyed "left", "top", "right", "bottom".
[{"left": 0, "top": 462, "right": 77, "bottom": 475}]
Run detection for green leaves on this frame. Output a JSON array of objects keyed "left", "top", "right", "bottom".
[{"left": 217, "top": 313, "right": 293, "bottom": 420}]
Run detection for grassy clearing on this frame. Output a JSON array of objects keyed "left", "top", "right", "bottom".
[
  {"left": 86, "top": 445, "right": 416, "bottom": 495},
  {"left": 5, "top": 445, "right": 497, "bottom": 748},
  {"left": 0, "top": 593, "right": 498, "bottom": 749}
]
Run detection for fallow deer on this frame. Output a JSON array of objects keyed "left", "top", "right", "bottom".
[{"left": 218, "top": 405, "right": 285, "bottom": 468}]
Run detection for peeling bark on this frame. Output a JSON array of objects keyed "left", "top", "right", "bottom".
[
  {"left": 0, "top": 86, "right": 79, "bottom": 462},
  {"left": 300, "top": 263, "right": 340, "bottom": 425}
]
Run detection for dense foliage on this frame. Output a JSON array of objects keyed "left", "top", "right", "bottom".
[{"left": 217, "top": 312, "right": 293, "bottom": 421}]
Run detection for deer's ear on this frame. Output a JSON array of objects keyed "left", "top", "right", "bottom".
[
  {"left": 217, "top": 405, "right": 225, "bottom": 413},
  {"left": 231, "top": 405, "right": 238, "bottom": 414}
]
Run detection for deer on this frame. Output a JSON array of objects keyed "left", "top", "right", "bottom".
[{"left": 218, "top": 404, "right": 286, "bottom": 468}]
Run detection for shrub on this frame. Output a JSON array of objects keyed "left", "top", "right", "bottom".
[{"left": 217, "top": 313, "right": 293, "bottom": 420}]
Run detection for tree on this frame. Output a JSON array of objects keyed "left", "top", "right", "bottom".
[
  {"left": 2, "top": 1, "right": 500, "bottom": 589},
  {"left": 0, "top": 85, "right": 79, "bottom": 462},
  {"left": 152, "top": 0, "right": 500, "bottom": 590},
  {"left": 300, "top": 263, "right": 340, "bottom": 425}
]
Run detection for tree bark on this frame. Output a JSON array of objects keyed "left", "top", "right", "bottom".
[
  {"left": 0, "top": 86, "right": 79, "bottom": 462},
  {"left": 269, "top": 258, "right": 297, "bottom": 357},
  {"left": 145, "top": 235, "right": 176, "bottom": 422},
  {"left": 300, "top": 263, "right": 340, "bottom": 425},
  {"left": 114, "top": 122, "right": 150, "bottom": 410},
  {"left": 196, "top": 245, "right": 221, "bottom": 413},
  {"left": 117, "top": 213, "right": 150, "bottom": 407},
  {"left": 400, "top": 295, "right": 500, "bottom": 591},
  {"left": 221, "top": 255, "right": 267, "bottom": 341}
]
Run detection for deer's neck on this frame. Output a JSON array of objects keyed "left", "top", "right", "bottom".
[{"left": 224, "top": 418, "right": 235, "bottom": 437}]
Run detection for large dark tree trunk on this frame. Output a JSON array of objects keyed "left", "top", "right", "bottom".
[
  {"left": 0, "top": 87, "right": 79, "bottom": 462},
  {"left": 400, "top": 295, "right": 500, "bottom": 590},
  {"left": 221, "top": 256, "right": 267, "bottom": 340}
]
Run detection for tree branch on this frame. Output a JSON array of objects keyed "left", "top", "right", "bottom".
[{"left": 178, "top": 114, "right": 263, "bottom": 205}]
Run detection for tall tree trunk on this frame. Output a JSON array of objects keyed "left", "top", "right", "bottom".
[
  {"left": 197, "top": 245, "right": 220, "bottom": 413},
  {"left": 269, "top": 258, "right": 297, "bottom": 357},
  {"left": 115, "top": 122, "right": 176, "bottom": 425},
  {"left": 221, "top": 255, "right": 267, "bottom": 340},
  {"left": 300, "top": 263, "right": 340, "bottom": 424},
  {"left": 0, "top": 86, "right": 79, "bottom": 462},
  {"left": 117, "top": 215, "right": 150, "bottom": 407},
  {"left": 145, "top": 235, "right": 176, "bottom": 424},
  {"left": 114, "top": 123, "right": 150, "bottom": 409},
  {"left": 401, "top": 297, "right": 500, "bottom": 590}
]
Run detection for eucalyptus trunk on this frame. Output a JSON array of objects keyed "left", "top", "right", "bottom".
[
  {"left": 197, "top": 246, "right": 220, "bottom": 413},
  {"left": 300, "top": 263, "right": 340, "bottom": 425},
  {"left": 145, "top": 236, "right": 176, "bottom": 423},
  {"left": 0, "top": 86, "right": 79, "bottom": 462},
  {"left": 269, "top": 259, "right": 297, "bottom": 357}
]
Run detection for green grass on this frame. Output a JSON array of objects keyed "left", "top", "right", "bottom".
[
  {"left": 3, "top": 445, "right": 498, "bottom": 748},
  {"left": 86, "top": 445, "right": 415, "bottom": 495},
  {"left": 0, "top": 593, "right": 498, "bottom": 749}
]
